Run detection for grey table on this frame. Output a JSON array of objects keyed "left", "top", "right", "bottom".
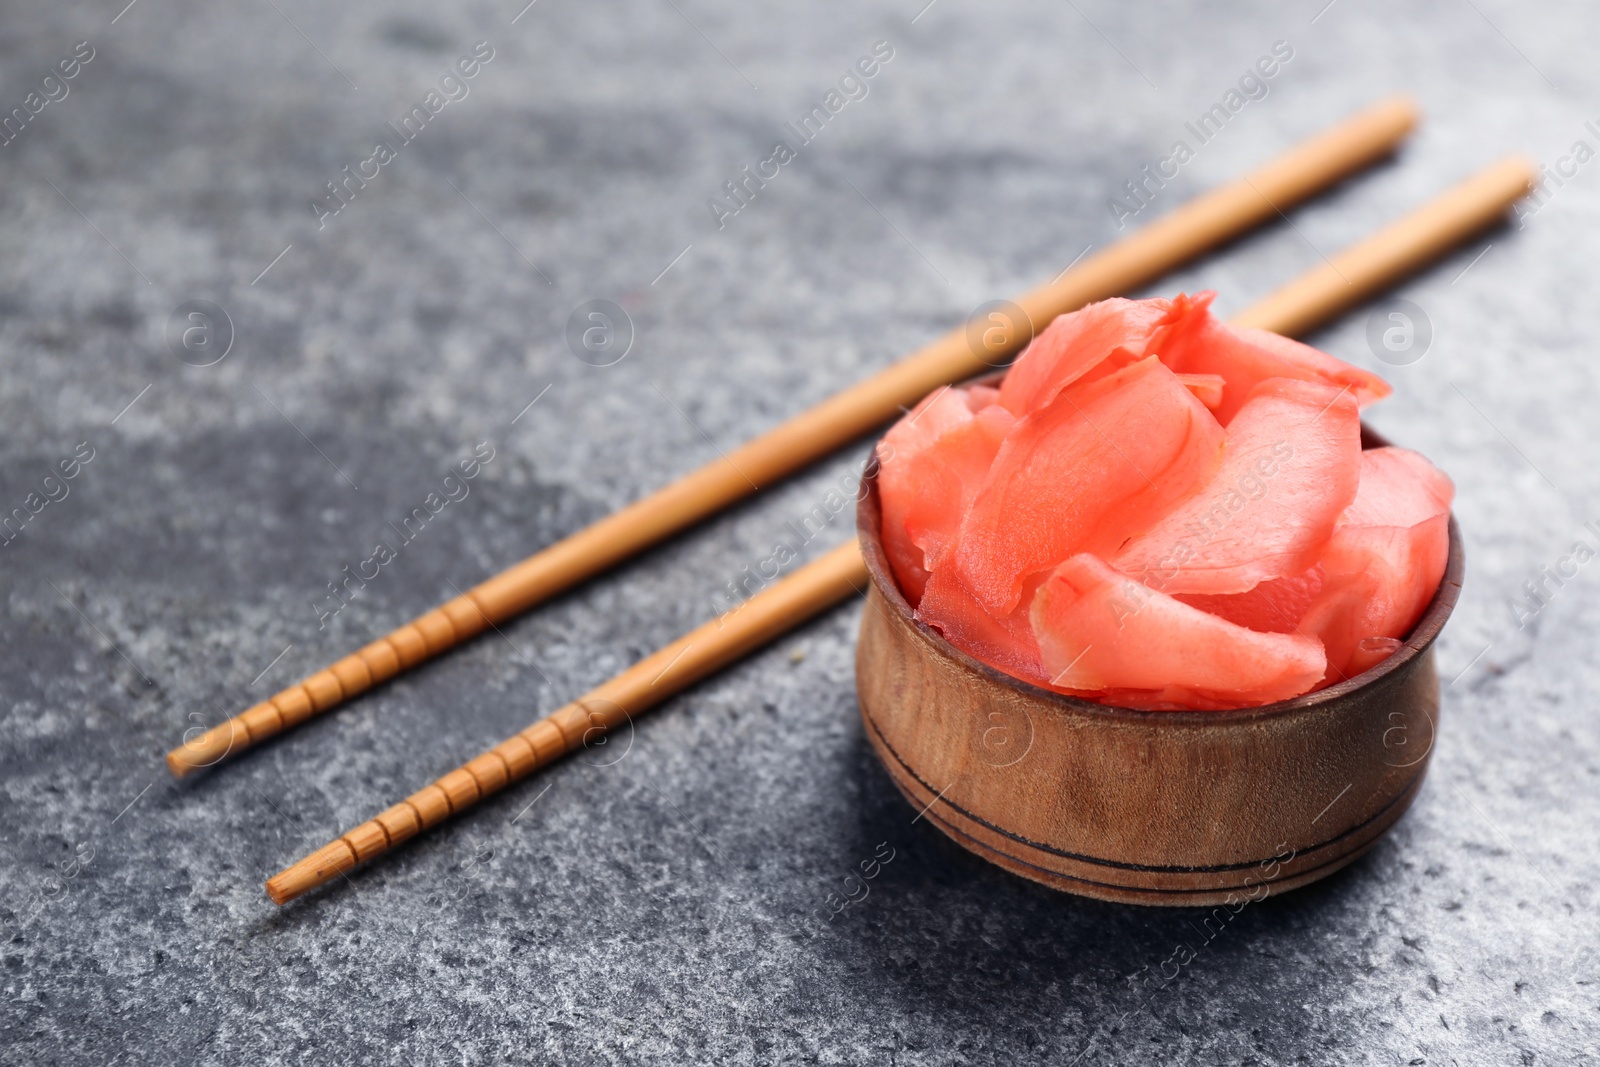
[{"left": 2, "top": 0, "right": 1595, "bottom": 1063}]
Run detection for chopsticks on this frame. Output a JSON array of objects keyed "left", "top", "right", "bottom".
[
  {"left": 169, "top": 97, "right": 1420, "bottom": 777},
  {"left": 265, "top": 155, "right": 1535, "bottom": 905}
]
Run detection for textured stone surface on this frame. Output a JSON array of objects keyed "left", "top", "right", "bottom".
[{"left": 1, "top": 0, "right": 1597, "bottom": 1063}]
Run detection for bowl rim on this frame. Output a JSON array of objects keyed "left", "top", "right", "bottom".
[{"left": 856, "top": 377, "right": 1465, "bottom": 726}]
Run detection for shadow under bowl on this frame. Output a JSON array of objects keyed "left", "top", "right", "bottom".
[{"left": 855, "top": 416, "right": 1463, "bottom": 907}]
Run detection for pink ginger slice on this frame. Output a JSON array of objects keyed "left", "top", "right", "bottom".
[
  {"left": 1112, "top": 377, "right": 1362, "bottom": 596},
  {"left": 1031, "top": 554, "right": 1327, "bottom": 708}
]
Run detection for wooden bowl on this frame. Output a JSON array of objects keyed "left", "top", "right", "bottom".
[{"left": 855, "top": 419, "right": 1463, "bottom": 907}]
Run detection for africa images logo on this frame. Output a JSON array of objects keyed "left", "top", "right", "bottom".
[
  {"left": 309, "top": 42, "right": 495, "bottom": 229},
  {"left": 0, "top": 40, "right": 95, "bottom": 148},
  {"left": 1106, "top": 40, "right": 1295, "bottom": 229}
]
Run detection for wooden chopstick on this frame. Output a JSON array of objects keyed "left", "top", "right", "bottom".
[
  {"left": 1230, "top": 156, "right": 1535, "bottom": 334},
  {"left": 265, "top": 156, "right": 1535, "bottom": 905},
  {"left": 167, "top": 98, "right": 1420, "bottom": 778},
  {"left": 266, "top": 539, "right": 869, "bottom": 904}
]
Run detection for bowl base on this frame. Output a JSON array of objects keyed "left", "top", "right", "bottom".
[{"left": 864, "top": 703, "right": 1427, "bottom": 906}]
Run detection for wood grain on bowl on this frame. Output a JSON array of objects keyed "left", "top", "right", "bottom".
[{"left": 855, "top": 423, "right": 1463, "bottom": 907}]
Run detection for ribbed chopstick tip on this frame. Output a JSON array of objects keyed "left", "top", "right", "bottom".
[
  {"left": 165, "top": 722, "right": 244, "bottom": 778},
  {"left": 266, "top": 840, "right": 358, "bottom": 905},
  {"left": 1370, "top": 94, "right": 1421, "bottom": 135},
  {"left": 1497, "top": 153, "right": 1540, "bottom": 193}
]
